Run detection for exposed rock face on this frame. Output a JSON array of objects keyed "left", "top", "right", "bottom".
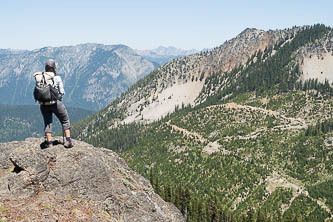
[
  {"left": 0, "top": 138, "right": 184, "bottom": 221},
  {"left": 297, "top": 30, "right": 333, "bottom": 83},
  {"left": 203, "top": 27, "right": 296, "bottom": 75}
]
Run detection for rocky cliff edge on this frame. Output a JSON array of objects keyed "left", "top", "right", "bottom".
[{"left": 0, "top": 138, "right": 184, "bottom": 222}]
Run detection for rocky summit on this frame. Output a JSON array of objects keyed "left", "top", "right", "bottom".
[{"left": 0, "top": 138, "right": 184, "bottom": 221}]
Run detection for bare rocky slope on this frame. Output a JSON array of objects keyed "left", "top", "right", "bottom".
[{"left": 0, "top": 138, "right": 184, "bottom": 221}]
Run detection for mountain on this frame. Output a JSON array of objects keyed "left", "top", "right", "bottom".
[
  {"left": 0, "top": 49, "right": 28, "bottom": 55},
  {"left": 146, "top": 46, "right": 198, "bottom": 57},
  {"left": 72, "top": 27, "right": 300, "bottom": 131},
  {"left": 71, "top": 25, "right": 333, "bottom": 221},
  {"left": 0, "top": 104, "right": 93, "bottom": 142},
  {"left": 0, "top": 44, "right": 198, "bottom": 111},
  {"left": 0, "top": 43, "right": 157, "bottom": 111},
  {"left": 0, "top": 137, "right": 184, "bottom": 221},
  {"left": 135, "top": 46, "right": 199, "bottom": 65}
]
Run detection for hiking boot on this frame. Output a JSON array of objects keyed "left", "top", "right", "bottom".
[
  {"left": 64, "top": 139, "right": 73, "bottom": 149},
  {"left": 41, "top": 140, "right": 53, "bottom": 149},
  {"left": 52, "top": 140, "right": 63, "bottom": 145}
]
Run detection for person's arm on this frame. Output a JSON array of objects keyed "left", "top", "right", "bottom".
[{"left": 55, "top": 76, "right": 65, "bottom": 95}]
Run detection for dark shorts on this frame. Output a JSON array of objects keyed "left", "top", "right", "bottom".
[{"left": 40, "top": 101, "right": 70, "bottom": 133}]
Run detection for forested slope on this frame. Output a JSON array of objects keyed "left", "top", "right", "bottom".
[{"left": 72, "top": 25, "right": 333, "bottom": 221}]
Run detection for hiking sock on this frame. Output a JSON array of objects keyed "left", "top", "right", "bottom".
[{"left": 64, "top": 137, "right": 73, "bottom": 148}]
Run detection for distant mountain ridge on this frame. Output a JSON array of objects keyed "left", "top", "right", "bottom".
[
  {"left": 0, "top": 44, "right": 196, "bottom": 111},
  {"left": 135, "top": 46, "right": 199, "bottom": 65},
  {"left": 0, "top": 49, "right": 28, "bottom": 55},
  {"left": 0, "top": 43, "right": 156, "bottom": 110},
  {"left": 137, "top": 46, "right": 198, "bottom": 57}
]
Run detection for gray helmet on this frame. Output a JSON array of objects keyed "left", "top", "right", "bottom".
[{"left": 45, "top": 59, "right": 56, "bottom": 69}]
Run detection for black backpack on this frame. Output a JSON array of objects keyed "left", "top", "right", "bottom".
[{"left": 33, "top": 72, "right": 62, "bottom": 102}]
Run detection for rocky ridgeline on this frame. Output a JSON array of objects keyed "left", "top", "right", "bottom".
[
  {"left": 206, "top": 27, "right": 299, "bottom": 75},
  {"left": 0, "top": 138, "right": 184, "bottom": 221}
]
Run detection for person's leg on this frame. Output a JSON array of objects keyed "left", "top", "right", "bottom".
[
  {"left": 45, "top": 132, "right": 52, "bottom": 142},
  {"left": 40, "top": 105, "right": 53, "bottom": 142},
  {"left": 64, "top": 129, "right": 70, "bottom": 138},
  {"left": 54, "top": 101, "right": 73, "bottom": 148}
]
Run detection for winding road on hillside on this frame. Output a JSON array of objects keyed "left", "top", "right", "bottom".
[
  {"left": 166, "top": 102, "right": 331, "bottom": 220},
  {"left": 166, "top": 120, "right": 207, "bottom": 143},
  {"left": 218, "top": 102, "right": 308, "bottom": 130}
]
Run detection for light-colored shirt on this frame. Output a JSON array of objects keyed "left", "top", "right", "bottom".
[{"left": 54, "top": 75, "right": 65, "bottom": 95}]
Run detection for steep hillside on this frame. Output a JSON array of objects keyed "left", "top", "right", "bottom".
[
  {"left": 71, "top": 24, "right": 333, "bottom": 221},
  {"left": 122, "top": 91, "right": 333, "bottom": 221},
  {"left": 0, "top": 104, "right": 93, "bottom": 142},
  {"left": 72, "top": 26, "right": 307, "bottom": 140},
  {"left": 0, "top": 44, "right": 156, "bottom": 110}
]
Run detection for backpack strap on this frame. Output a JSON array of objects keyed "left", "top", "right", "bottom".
[{"left": 41, "top": 72, "right": 46, "bottom": 85}]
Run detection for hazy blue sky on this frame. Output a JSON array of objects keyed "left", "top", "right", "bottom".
[{"left": 1, "top": 0, "right": 332, "bottom": 50}]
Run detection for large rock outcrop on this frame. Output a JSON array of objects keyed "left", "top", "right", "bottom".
[{"left": 0, "top": 138, "right": 184, "bottom": 221}]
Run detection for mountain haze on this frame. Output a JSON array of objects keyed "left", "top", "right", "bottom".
[{"left": 135, "top": 46, "right": 199, "bottom": 65}]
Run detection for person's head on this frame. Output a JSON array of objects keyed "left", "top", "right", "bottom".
[{"left": 45, "top": 59, "right": 56, "bottom": 74}]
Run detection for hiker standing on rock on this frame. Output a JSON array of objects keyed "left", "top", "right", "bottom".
[{"left": 33, "top": 59, "right": 73, "bottom": 149}]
